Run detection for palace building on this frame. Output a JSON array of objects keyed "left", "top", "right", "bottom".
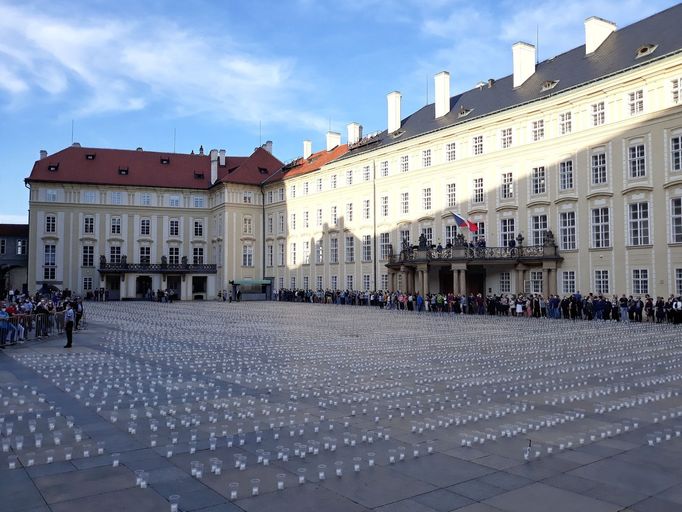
[{"left": 26, "top": 5, "right": 682, "bottom": 299}]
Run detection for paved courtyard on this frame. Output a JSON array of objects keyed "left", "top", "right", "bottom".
[{"left": 2, "top": 301, "right": 682, "bottom": 512}]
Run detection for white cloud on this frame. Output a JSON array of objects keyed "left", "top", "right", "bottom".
[
  {"left": 0, "top": 213, "right": 28, "bottom": 224},
  {"left": 0, "top": 2, "right": 328, "bottom": 131}
]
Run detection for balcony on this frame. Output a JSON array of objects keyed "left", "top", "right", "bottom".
[{"left": 98, "top": 255, "right": 217, "bottom": 274}]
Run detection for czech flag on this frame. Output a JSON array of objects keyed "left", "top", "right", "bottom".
[{"left": 452, "top": 212, "right": 478, "bottom": 233}]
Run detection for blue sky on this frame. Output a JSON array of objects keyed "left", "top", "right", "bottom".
[{"left": 0, "top": 0, "right": 677, "bottom": 223}]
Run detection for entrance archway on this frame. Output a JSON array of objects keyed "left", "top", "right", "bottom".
[{"left": 136, "top": 276, "right": 152, "bottom": 299}]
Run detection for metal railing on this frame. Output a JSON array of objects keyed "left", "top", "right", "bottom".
[
  {"left": 0, "top": 311, "right": 86, "bottom": 346},
  {"left": 389, "top": 244, "right": 558, "bottom": 264},
  {"left": 99, "top": 262, "right": 217, "bottom": 274}
]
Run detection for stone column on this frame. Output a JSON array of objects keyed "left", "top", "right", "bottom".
[
  {"left": 423, "top": 266, "right": 430, "bottom": 295},
  {"left": 459, "top": 269, "right": 467, "bottom": 296},
  {"left": 542, "top": 268, "right": 549, "bottom": 296},
  {"left": 452, "top": 269, "right": 459, "bottom": 295}
]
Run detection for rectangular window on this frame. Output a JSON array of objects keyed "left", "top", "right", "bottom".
[
  {"left": 109, "top": 245, "right": 121, "bottom": 264},
  {"left": 362, "top": 199, "right": 370, "bottom": 220},
  {"left": 290, "top": 213, "right": 296, "bottom": 231},
  {"left": 83, "top": 277, "right": 93, "bottom": 291},
  {"left": 194, "top": 220, "right": 203, "bottom": 237},
  {"left": 531, "top": 215, "right": 548, "bottom": 246},
  {"left": 110, "top": 216, "right": 121, "bottom": 235},
  {"left": 532, "top": 120, "right": 544, "bottom": 141},
  {"left": 445, "top": 225, "right": 456, "bottom": 246},
  {"left": 303, "top": 276, "right": 309, "bottom": 290},
  {"left": 110, "top": 191, "right": 122, "bottom": 205},
  {"left": 362, "top": 166, "right": 370, "bottom": 181},
  {"left": 363, "top": 274, "right": 371, "bottom": 291},
  {"left": 529, "top": 271, "right": 543, "bottom": 294},
  {"left": 379, "top": 232, "right": 391, "bottom": 260},
  {"left": 501, "top": 172, "right": 513, "bottom": 199},
  {"left": 316, "top": 239, "right": 324, "bottom": 264},
  {"left": 139, "top": 246, "right": 151, "bottom": 264},
  {"left": 381, "top": 274, "right": 389, "bottom": 290},
  {"left": 445, "top": 142, "right": 456, "bottom": 161},
  {"left": 473, "top": 178, "right": 484, "bottom": 204},
  {"left": 672, "top": 198, "right": 682, "bottom": 243},
  {"left": 422, "top": 149, "right": 432, "bottom": 168},
  {"left": 290, "top": 243, "right": 297, "bottom": 265},
  {"left": 629, "top": 144, "right": 646, "bottom": 178},
  {"left": 595, "top": 270, "right": 609, "bottom": 295},
  {"left": 267, "top": 215, "right": 273, "bottom": 234},
  {"left": 168, "top": 247, "right": 179, "bottom": 264},
  {"left": 422, "top": 188, "right": 432, "bottom": 210},
  {"left": 316, "top": 209, "right": 323, "bottom": 226},
  {"left": 193, "top": 196, "right": 204, "bottom": 208},
  {"left": 278, "top": 213, "right": 285, "bottom": 233},
  {"left": 303, "top": 210, "right": 309, "bottom": 228},
  {"left": 400, "top": 155, "right": 409, "bottom": 172},
  {"left": 400, "top": 192, "right": 409, "bottom": 214},
  {"left": 266, "top": 244, "right": 273, "bottom": 267},
  {"left": 290, "top": 276, "right": 296, "bottom": 289},
  {"left": 362, "top": 235, "right": 372, "bottom": 261},
  {"left": 290, "top": 185, "right": 296, "bottom": 198},
  {"left": 278, "top": 188, "right": 284, "bottom": 201},
  {"left": 676, "top": 268, "right": 682, "bottom": 295},
  {"left": 673, "top": 78, "right": 680, "bottom": 105},
  {"left": 346, "top": 275, "right": 354, "bottom": 291},
  {"left": 346, "top": 203, "right": 353, "bottom": 222},
  {"left": 500, "top": 128, "right": 512, "bottom": 149},
  {"left": 632, "top": 268, "right": 649, "bottom": 295},
  {"left": 278, "top": 242, "right": 285, "bottom": 266},
  {"left": 44, "top": 243, "right": 56, "bottom": 268},
  {"left": 330, "top": 238, "right": 338, "bottom": 264},
  {"left": 380, "top": 160, "right": 389, "bottom": 177},
  {"left": 629, "top": 89, "right": 644, "bottom": 115},
  {"left": 559, "top": 112, "right": 572, "bottom": 135},
  {"left": 592, "top": 207, "right": 611, "bottom": 248},
  {"left": 82, "top": 246, "right": 94, "bottom": 267},
  {"left": 331, "top": 206, "right": 337, "bottom": 226},
  {"left": 267, "top": 191, "right": 273, "bottom": 204},
  {"left": 169, "top": 219, "right": 179, "bottom": 237},
  {"left": 140, "top": 193, "right": 151, "bottom": 206},
  {"left": 380, "top": 196, "right": 389, "bottom": 217},
  {"left": 473, "top": 222, "right": 486, "bottom": 243},
  {"left": 83, "top": 191, "right": 97, "bottom": 204},
  {"left": 591, "top": 152, "right": 607, "bottom": 185},
  {"left": 345, "top": 236, "right": 355, "bottom": 263},
  {"left": 303, "top": 241, "right": 310, "bottom": 264},
  {"left": 316, "top": 178, "right": 323, "bottom": 191},
  {"left": 243, "top": 216, "right": 253, "bottom": 234},
  {"left": 45, "top": 214, "right": 56, "bottom": 233},
  {"left": 559, "top": 212, "right": 577, "bottom": 250},
  {"left": 499, "top": 272, "right": 511, "bottom": 293},
  {"left": 330, "top": 174, "right": 337, "bottom": 189},
  {"left": 316, "top": 275, "right": 323, "bottom": 291},
  {"left": 562, "top": 271, "right": 576, "bottom": 294},
  {"left": 629, "top": 202, "right": 650, "bottom": 245},
  {"left": 140, "top": 218, "right": 150, "bottom": 236},
  {"left": 472, "top": 135, "right": 483, "bottom": 155},
  {"left": 346, "top": 170, "right": 353, "bottom": 186},
  {"left": 500, "top": 218, "right": 515, "bottom": 247},
  {"left": 303, "top": 182, "right": 309, "bottom": 195},
  {"left": 671, "top": 135, "right": 681, "bottom": 172},
  {"left": 591, "top": 101, "right": 605, "bottom": 126},
  {"left": 331, "top": 275, "right": 338, "bottom": 289},
  {"left": 169, "top": 195, "right": 180, "bottom": 207},
  {"left": 532, "top": 166, "right": 546, "bottom": 195},
  {"left": 193, "top": 247, "right": 204, "bottom": 265},
  {"left": 559, "top": 160, "right": 574, "bottom": 191},
  {"left": 446, "top": 183, "right": 456, "bottom": 208},
  {"left": 279, "top": 277, "right": 284, "bottom": 290},
  {"left": 16, "top": 239, "right": 27, "bottom": 255}
]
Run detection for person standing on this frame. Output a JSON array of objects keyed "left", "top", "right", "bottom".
[{"left": 63, "top": 302, "right": 75, "bottom": 348}]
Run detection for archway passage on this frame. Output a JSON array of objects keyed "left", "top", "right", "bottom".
[{"left": 136, "top": 276, "right": 152, "bottom": 298}]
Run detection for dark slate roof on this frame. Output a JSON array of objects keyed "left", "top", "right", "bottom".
[
  {"left": 0, "top": 224, "right": 29, "bottom": 237},
  {"left": 340, "top": 3, "right": 682, "bottom": 160}
]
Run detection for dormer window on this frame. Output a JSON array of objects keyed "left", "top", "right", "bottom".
[
  {"left": 47, "top": 163, "right": 59, "bottom": 172},
  {"left": 541, "top": 80, "right": 559, "bottom": 92},
  {"left": 160, "top": 157, "right": 170, "bottom": 165},
  {"left": 258, "top": 167, "right": 269, "bottom": 175},
  {"left": 118, "top": 167, "right": 129, "bottom": 175},
  {"left": 458, "top": 107, "right": 472, "bottom": 118},
  {"left": 193, "top": 171, "right": 205, "bottom": 179},
  {"left": 85, "top": 153, "right": 96, "bottom": 160},
  {"left": 635, "top": 44, "right": 658, "bottom": 59}
]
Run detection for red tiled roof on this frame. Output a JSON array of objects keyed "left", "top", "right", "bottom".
[
  {"left": 26, "top": 146, "right": 283, "bottom": 189},
  {"left": 263, "top": 144, "right": 349, "bottom": 184},
  {"left": 0, "top": 224, "right": 29, "bottom": 237}
]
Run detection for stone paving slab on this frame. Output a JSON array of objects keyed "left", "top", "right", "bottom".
[
  {"left": 483, "top": 482, "right": 620, "bottom": 512},
  {"left": 48, "top": 487, "right": 171, "bottom": 512},
  {"left": 32, "top": 465, "right": 135, "bottom": 504},
  {"left": 235, "top": 483, "right": 369, "bottom": 512}
]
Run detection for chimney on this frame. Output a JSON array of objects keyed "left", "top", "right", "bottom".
[
  {"left": 303, "top": 140, "right": 313, "bottom": 159},
  {"left": 512, "top": 42, "right": 536, "bottom": 88},
  {"left": 136, "top": 147, "right": 143, "bottom": 151},
  {"left": 326, "top": 131, "right": 341, "bottom": 151},
  {"left": 210, "top": 149, "right": 219, "bottom": 184},
  {"left": 40, "top": 150, "right": 47, "bottom": 160},
  {"left": 262, "top": 140, "right": 273, "bottom": 154},
  {"left": 434, "top": 71, "right": 451, "bottom": 118},
  {"left": 347, "top": 122, "right": 363, "bottom": 144},
  {"left": 585, "top": 16, "right": 616, "bottom": 55},
  {"left": 387, "top": 91, "right": 401, "bottom": 133},
  {"left": 219, "top": 149, "right": 226, "bottom": 166}
]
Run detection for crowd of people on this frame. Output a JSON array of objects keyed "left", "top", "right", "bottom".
[
  {"left": 274, "top": 288, "right": 682, "bottom": 324},
  {"left": 0, "top": 288, "right": 84, "bottom": 347}
]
